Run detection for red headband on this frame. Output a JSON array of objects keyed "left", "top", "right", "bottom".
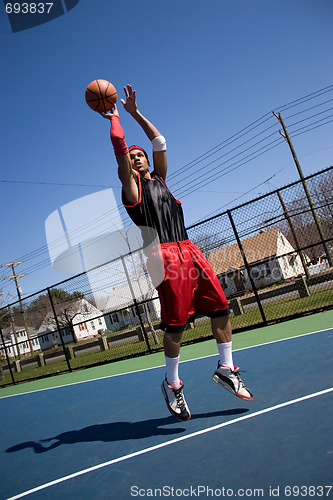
[{"left": 128, "top": 145, "right": 149, "bottom": 161}]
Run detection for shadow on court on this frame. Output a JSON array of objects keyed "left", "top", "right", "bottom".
[{"left": 5, "top": 408, "right": 248, "bottom": 454}]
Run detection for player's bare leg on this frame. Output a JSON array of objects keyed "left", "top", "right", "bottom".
[
  {"left": 164, "top": 331, "right": 182, "bottom": 358},
  {"left": 211, "top": 315, "right": 232, "bottom": 344}
]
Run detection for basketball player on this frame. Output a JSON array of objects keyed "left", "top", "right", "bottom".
[{"left": 101, "top": 84, "right": 253, "bottom": 421}]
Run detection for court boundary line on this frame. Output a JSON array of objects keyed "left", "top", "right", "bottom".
[
  {"left": 6, "top": 386, "right": 333, "bottom": 500},
  {"left": 1, "top": 327, "right": 332, "bottom": 400}
]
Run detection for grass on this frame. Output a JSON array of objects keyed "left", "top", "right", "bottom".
[{"left": 1, "top": 286, "right": 332, "bottom": 387}]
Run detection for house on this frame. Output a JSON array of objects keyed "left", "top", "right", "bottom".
[
  {"left": 208, "top": 228, "right": 309, "bottom": 298},
  {"left": 38, "top": 298, "right": 107, "bottom": 349},
  {"left": 103, "top": 278, "right": 161, "bottom": 331},
  {"left": 0, "top": 325, "right": 41, "bottom": 358}
]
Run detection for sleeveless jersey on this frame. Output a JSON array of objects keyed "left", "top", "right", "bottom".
[{"left": 122, "top": 174, "right": 188, "bottom": 246}]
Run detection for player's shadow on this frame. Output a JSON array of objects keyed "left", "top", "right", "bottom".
[{"left": 5, "top": 408, "right": 248, "bottom": 454}]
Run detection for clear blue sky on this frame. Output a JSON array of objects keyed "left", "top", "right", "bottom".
[{"left": 0, "top": 0, "right": 332, "bottom": 303}]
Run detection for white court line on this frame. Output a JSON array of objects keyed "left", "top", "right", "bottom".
[
  {"left": 1, "top": 327, "right": 332, "bottom": 400},
  {"left": 6, "top": 386, "right": 333, "bottom": 500}
]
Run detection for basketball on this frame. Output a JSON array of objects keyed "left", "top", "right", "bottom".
[{"left": 85, "top": 79, "right": 117, "bottom": 113}]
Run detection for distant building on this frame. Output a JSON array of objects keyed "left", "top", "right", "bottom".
[
  {"left": 208, "top": 228, "right": 309, "bottom": 298},
  {"left": 38, "top": 298, "right": 107, "bottom": 349},
  {"left": 0, "top": 325, "right": 40, "bottom": 358},
  {"left": 104, "top": 278, "right": 161, "bottom": 331}
]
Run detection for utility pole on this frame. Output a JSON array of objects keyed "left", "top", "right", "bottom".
[
  {"left": 273, "top": 111, "right": 333, "bottom": 267},
  {"left": 1, "top": 262, "right": 33, "bottom": 354}
]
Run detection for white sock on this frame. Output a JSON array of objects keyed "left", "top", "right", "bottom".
[
  {"left": 217, "top": 341, "right": 234, "bottom": 370},
  {"left": 165, "top": 355, "right": 181, "bottom": 387}
]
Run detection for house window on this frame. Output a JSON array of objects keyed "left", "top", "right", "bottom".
[
  {"left": 109, "top": 313, "right": 119, "bottom": 325},
  {"left": 289, "top": 255, "right": 297, "bottom": 267},
  {"left": 219, "top": 276, "right": 227, "bottom": 288},
  {"left": 98, "top": 318, "right": 103, "bottom": 325},
  {"left": 264, "top": 262, "right": 272, "bottom": 276},
  {"left": 251, "top": 267, "right": 260, "bottom": 279},
  {"left": 90, "top": 321, "right": 95, "bottom": 330}
]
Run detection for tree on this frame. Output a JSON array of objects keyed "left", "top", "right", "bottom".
[
  {"left": 118, "top": 228, "right": 160, "bottom": 345},
  {"left": 0, "top": 308, "right": 10, "bottom": 329},
  {"left": 25, "top": 288, "right": 84, "bottom": 330},
  {"left": 0, "top": 290, "right": 12, "bottom": 328},
  {"left": 277, "top": 172, "right": 333, "bottom": 263},
  {"left": 39, "top": 296, "right": 96, "bottom": 343},
  {"left": 191, "top": 229, "right": 227, "bottom": 259}
]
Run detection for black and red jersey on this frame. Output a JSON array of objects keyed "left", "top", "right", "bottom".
[{"left": 122, "top": 174, "right": 189, "bottom": 246}]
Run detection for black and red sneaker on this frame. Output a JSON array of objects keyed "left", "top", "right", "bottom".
[
  {"left": 213, "top": 364, "right": 253, "bottom": 400},
  {"left": 161, "top": 378, "right": 191, "bottom": 421}
]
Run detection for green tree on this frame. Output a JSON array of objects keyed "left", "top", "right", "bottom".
[{"left": 25, "top": 289, "right": 84, "bottom": 329}]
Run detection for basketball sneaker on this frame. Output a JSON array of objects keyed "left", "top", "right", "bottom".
[
  {"left": 212, "top": 364, "right": 253, "bottom": 400},
  {"left": 161, "top": 378, "right": 191, "bottom": 421}
]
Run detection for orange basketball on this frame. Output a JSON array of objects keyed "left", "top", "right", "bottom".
[{"left": 85, "top": 79, "right": 117, "bottom": 113}]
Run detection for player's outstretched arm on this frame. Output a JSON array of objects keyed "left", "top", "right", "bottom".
[
  {"left": 121, "top": 84, "right": 167, "bottom": 180},
  {"left": 100, "top": 104, "right": 139, "bottom": 205}
]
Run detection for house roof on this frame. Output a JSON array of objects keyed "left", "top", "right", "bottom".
[
  {"left": 38, "top": 298, "right": 103, "bottom": 331},
  {"left": 104, "top": 277, "right": 158, "bottom": 313},
  {"left": 1, "top": 325, "right": 39, "bottom": 339},
  {"left": 208, "top": 228, "right": 281, "bottom": 275}
]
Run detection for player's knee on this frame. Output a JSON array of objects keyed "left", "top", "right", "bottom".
[{"left": 164, "top": 330, "right": 183, "bottom": 346}]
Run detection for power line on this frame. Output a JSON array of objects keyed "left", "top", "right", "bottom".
[{"left": 0, "top": 180, "right": 118, "bottom": 188}]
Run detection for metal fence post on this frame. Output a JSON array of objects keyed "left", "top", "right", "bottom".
[
  {"left": 121, "top": 256, "right": 152, "bottom": 353},
  {"left": 47, "top": 288, "right": 72, "bottom": 372},
  {"left": 0, "top": 327, "right": 15, "bottom": 385},
  {"left": 227, "top": 210, "right": 268, "bottom": 326}
]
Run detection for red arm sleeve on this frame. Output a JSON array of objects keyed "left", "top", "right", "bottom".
[{"left": 110, "top": 115, "right": 129, "bottom": 157}]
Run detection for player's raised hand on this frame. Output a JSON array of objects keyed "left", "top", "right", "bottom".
[
  {"left": 98, "top": 103, "right": 119, "bottom": 120},
  {"left": 121, "top": 84, "right": 137, "bottom": 115}
]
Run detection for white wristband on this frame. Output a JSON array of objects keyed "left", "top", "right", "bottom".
[{"left": 152, "top": 135, "right": 167, "bottom": 152}]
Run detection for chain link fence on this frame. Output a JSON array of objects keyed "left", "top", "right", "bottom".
[{"left": 1, "top": 166, "right": 332, "bottom": 387}]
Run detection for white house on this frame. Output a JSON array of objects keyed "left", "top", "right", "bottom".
[
  {"left": 208, "top": 228, "right": 310, "bottom": 298},
  {"left": 38, "top": 298, "right": 107, "bottom": 349},
  {"left": 0, "top": 325, "right": 41, "bottom": 358},
  {"left": 103, "top": 278, "right": 161, "bottom": 331}
]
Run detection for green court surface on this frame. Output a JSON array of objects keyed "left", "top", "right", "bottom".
[{"left": 1, "top": 309, "right": 332, "bottom": 398}]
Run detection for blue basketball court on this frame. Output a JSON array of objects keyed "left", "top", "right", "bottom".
[{"left": 1, "top": 327, "right": 332, "bottom": 499}]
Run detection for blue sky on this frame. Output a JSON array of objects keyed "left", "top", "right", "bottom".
[{"left": 0, "top": 0, "right": 332, "bottom": 303}]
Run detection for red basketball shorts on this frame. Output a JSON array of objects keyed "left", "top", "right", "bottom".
[{"left": 147, "top": 239, "right": 229, "bottom": 332}]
